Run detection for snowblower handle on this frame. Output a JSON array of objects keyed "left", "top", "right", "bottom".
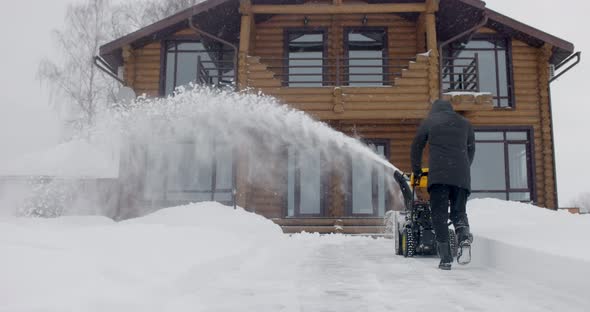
[{"left": 410, "top": 169, "right": 429, "bottom": 189}]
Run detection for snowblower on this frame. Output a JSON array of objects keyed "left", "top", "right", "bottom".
[{"left": 392, "top": 169, "right": 458, "bottom": 258}]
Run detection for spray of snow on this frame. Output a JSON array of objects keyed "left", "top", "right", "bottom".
[{"left": 1, "top": 85, "right": 405, "bottom": 217}]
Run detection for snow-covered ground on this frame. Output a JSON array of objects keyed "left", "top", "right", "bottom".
[{"left": 0, "top": 200, "right": 588, "bottom": 311}]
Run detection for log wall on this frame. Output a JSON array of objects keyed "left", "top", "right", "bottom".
[{"left": 120, "top": 20, "right": 558, "bottom": 218}]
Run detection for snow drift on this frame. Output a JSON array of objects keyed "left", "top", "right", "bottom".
[{"left": 468, "top": 199, "right": 590, "bottom": 299}]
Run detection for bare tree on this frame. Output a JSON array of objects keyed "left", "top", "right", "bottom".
[
  {"left": 38, "top": 0, "right": 121, "bottom": 129},
  {"left": 39, "top": 0, "right": 204, "bottom": 131},
  {"left": 115, "top": 0, "right": 205, "bottom": 32}
]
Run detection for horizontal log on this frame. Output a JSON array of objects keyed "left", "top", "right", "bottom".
[
  {"left": 409, "top": 62, "right": 428, "bottom": 70},
  {"left": 343, "top": 86, "right": 427, "bottom": 94},
  {"left": 394, "top": 77, "right": 428, "bottom": 86},
  {"left": 250, "top": 3, "right": 427, "bottom": 14},
  {"left": 259, "top": 87, "right": 335, "bottom": 95},
  {"left": 401, "top": 70, "right": 428, "bottom": 78},
  {"left": 248, "top": 71, "right": 276, "bottom": 79},
  {"left": 343, "top": 103, "right": 431, "bottom": 110},
  {"left": 391, "top": 46, "right": 418, "bottom": 54},
  {"left": 514, "top": 81, "right": 540, "bottom": 89},
  {"left": 248, "top": 79, "right": 282, "bottom": 87},
  {"left": 468, "top": 111, "right": 540, "bottom": 118},
  {"left": 278, "top": 94, "right": 334, "bottom": 103},
  {"left": 513, "top": 74, "right": 539, "bottom": 82},
  {"left": 310, "top": 110, "right": 428, "bottom": 120},
  {"left": 260, "top": 21, "right": 331, "bottom": 27},
  {"left": 469, "top": 117, "right": 539, "bottom": 124},
  {"left": 286, "top": 103, "right": 334, "bottom": 110},
  {"left": 343, "top": 93, "right": 429, "bottom": 102},
  {"left": 512, "top": 47, "right": 537, "bottom": 54},
  {"left": 132, "top": 63, "right": 161, "bottom": 70},
  {"left": 512, "top": 67, "right": 538, "bottom": 75},
  {"left": 511, "top": 53, "right": 538, "bottom": 61},
  {"left": 135, "top": 49, "right": 161, "bottom": 57},
  {"left": 512, "top": 59, "right": 538, "bottom": 68}
]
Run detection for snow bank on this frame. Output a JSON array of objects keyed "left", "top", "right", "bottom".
[
  {"left": 468, "top": 199, "right": 590, "bottom": 298},
  {"left": 0, "top": 139, "right": 119, "bottom": 178},
  {"left": 0, "top": 202, "right": 285, "bottom": 311}
]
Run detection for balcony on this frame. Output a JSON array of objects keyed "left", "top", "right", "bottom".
[
  {"left": 258, "top": 55, "right": 416, "bottom": 87},
  {"left": 441, "top": 54, "right": 494, "bottom": 111}
]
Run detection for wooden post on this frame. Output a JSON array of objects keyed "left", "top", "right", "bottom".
[
  {"left": 416, "top": 13, "right": 426, "bottom": 52},
  {"left": 122, "top": 45, "right": 136, "bottom": 89},
  {"left": 424, "top": 0, "right": 439, "bottom": 103},
  {"left": 238, "top": 0, "right": 253, "bottom": 90},
  {"left": 537, "top": 43, "right": 557, "bottom": 209}
]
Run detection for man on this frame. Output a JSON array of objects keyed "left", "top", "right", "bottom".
[{"left": 410, "top": 99, "right": 475, "bottom": 270}]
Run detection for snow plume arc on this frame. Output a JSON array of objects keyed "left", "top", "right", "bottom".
[{"left": 5, "top": 86, "right": 406, "bottom": 217}]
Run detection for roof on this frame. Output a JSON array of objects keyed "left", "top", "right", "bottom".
[
  {"left": 99, "top": 0, "right": 239, "bottom": 68},
  {"left": 99, "top": 0, "right": 575, "bottom": 67}
]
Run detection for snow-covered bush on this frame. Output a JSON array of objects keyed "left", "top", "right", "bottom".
[{"left": 19, "top": 177, "right": 77, "bottom": 218}]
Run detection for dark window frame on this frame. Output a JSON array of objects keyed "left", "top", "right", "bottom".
[
  {"left": 283, "top": 148, "right": 330, "bottom": 218},
  {"left": 344, "top": 139, "right": 392, "bottom": 217},
  {"left": 142, "top": 141, "right": 237, "bottom": 207},
  {"left": 159, "top": 37, "right": 233, "bottom": 96},
  {"left": 283, "top": 27, "right": 329, "bottom": 87},
  {"left": 448, "top": 35, "right": 515, "bottom": 108},
  {"left": 343, "top": 27, "right": 389, "bottom": 86},
  {"left": 472, "top": 127, "right": 536, "bottom": 202}
]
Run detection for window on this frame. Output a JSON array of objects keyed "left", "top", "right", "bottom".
[
  {"left": 446, "top": 37, "right": 513, "bottom": 107},
  {"left": 286, "top": 148, "right": 328, "bottom": 217},
  {"left": 345, "top": 140, "right": 390, "bottom": 217},
  {"left": 345, "top": 28, "right": 387, "bottom": 86},
  {"left": 143, "top": 141, "right": 235, "bottom": 206},
  {"left": 286, "top": 30, "right": 326, "bottom": 87},
  {"left": 471, "top": 129, "right": 533, "bottom": 202},
  {"left": 163, "top": 40, "right": 234, "bottom": 95}
]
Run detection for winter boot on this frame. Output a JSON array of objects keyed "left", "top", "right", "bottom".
[
  {"left": 455, "top": 226, "right": 473, "bottom": 265},
  {"left": 437, "top": 241, "right": 453, "bottom": 270}
]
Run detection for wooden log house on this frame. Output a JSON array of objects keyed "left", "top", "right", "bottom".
[{"left": 99, "top": 0, "right": 578, "bottom": 234}]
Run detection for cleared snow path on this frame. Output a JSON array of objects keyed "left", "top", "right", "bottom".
[{"left": 285, "top": 236, "right": 587, "bottom": 312}]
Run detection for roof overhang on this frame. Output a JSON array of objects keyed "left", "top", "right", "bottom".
[
  {"left": 99, "top": 0, "right": 240, "bottom": 68},
  {"left": 438, "top": 0, "right": 575, "bottom": 65},
  {"left": 99, "top": 0, "right": 576, "bottom": 68}
]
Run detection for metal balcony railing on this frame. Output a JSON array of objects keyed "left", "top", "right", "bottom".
[
  {"left": 195, "top": 56, "right": 235, "bottom": 88},
  {"left": 260, "top": 56, "right": 415, "bottom": 87},
  {"left": 441, "top": 54, "right": 480, "bottom": 93}
]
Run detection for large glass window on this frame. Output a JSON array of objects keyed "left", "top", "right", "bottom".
[
  {"left": 286, "top": 30, "right": 326, "bottom": 87},
  {"left": 346, "top": 28, "right": 387, "bottom": 86},
  {"left": 346, "top": 140, "right": 389, "bottom": 217},
  {"left": 143, "top": 141, "right": 234, "bottom": 206},
  {"left": 471, "top": 130, "right": 533, "bottom": 202},
  {"left": 286, "top": 148, "right": 327, "bottom": 217},
  {"left": 163, "top": 41, "right": 234, "bottom": 95},
  {"left": 445, "top": 37, "right": 513, "bottom": 107}
]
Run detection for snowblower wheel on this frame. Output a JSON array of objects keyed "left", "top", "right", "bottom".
[
  {"left": 395, "top": 228, "right": 403, "bottom": 256},
  {"left": 449, "top": 229, "right": 458, "bottom": 258},
  {"left": 402, "top": 228, "right": 415, "bottom": 258}
]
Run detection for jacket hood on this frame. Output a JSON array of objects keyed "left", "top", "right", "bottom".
[{"left": 430, "top": 100, "right": 455, "bottom": 114}]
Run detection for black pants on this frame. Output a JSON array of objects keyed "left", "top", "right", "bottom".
[{"left": 429, "top": 184, "right": 470, "bottom": 243}]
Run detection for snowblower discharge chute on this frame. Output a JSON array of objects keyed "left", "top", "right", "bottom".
[{"left": 393, "top": 169, "right": 458, "bottom": 258}]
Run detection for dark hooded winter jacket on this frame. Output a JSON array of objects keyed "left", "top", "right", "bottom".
[{"left": 411, "top": 100, "right": 476, "bottom": 192}]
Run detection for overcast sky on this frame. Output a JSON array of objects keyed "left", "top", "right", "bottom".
[{"left": 0, "top": 0, "right": 587, "bottom": 206}]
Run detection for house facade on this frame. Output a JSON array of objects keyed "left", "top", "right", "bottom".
[{"left": 99, "top": 0, "right": 578, "bottom": 234}]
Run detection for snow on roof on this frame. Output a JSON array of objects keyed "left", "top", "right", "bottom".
[{"left": 0, "top": 140, "right": 119, "bottom": 179}]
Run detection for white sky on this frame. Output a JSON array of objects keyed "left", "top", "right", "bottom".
[{"left": 0, "top": 0, "right": 587, "bottom": 206}]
